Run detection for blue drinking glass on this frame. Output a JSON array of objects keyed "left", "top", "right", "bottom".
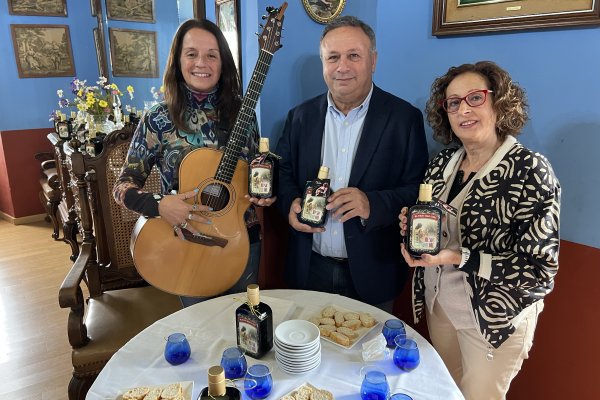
[
  {"left": 360, "top": 370, "right": 390, "bottom": 400},
  {"left": 244, "top": 364, "right": 273, "bottom": 399},
  {"left": 389, "top": 393, "right": 413, "bottom": 400},
  {"left": 393, "top": 336, "right": 420, "bottom": 372},
  {"left": 164, "top": 332, "right": 191, "bottom": 365},
  {"left": 220, "top": 347, "right": 247, "bottom": 379},
  {"left": 382, "top": 319, "right": 406, "bottom": 348}
]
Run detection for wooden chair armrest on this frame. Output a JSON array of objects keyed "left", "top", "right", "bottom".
[
  {"left": 59, "top": 242, "right": 94, "bottom": 348},
  {"left": 35, "top": 151, "right": 54, "bottom": 163},
  {"left": 40, "top": 159, "right": 57, "bottom": 170}
]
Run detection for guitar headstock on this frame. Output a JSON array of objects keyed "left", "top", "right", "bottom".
[{"left": 258, "top": 2, "right": 287, "bottom": 54}]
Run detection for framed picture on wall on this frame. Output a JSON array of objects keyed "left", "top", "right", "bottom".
[
  {"left": 8, "top": 0, "right": 67, "bottom": 16},
  {"left": 302, "top": 0, "right": 346, "bottom": 24},
  {"left": 433, "top": 0, "right": 600, "bottom": 36},
  {"left": 11, "top": 24, "right": 75, "bottom": 78},
  {"left": 216, "top": 0, "right": 242, "bottom": 75},
  {"left": 106, "top": 0, "right": 155, "bottom": 23},
  {"left": 109, "top": 28, "right": 158, "bottom": 77}
]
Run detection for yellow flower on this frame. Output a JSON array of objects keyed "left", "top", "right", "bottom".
[{"left": 98, "top": 100, "right": 108, "bottom": 108}]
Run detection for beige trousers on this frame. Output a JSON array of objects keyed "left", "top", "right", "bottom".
[{"left": 427, "top": 300, "right": 543, "bottom": 400}]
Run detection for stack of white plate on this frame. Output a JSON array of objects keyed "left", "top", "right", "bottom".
[{"left": 274, "top": 320, "right": 321, "bottom": 374}]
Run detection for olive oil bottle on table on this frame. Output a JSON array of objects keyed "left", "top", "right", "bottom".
[
  {"left": 299, "top": 166, "right": 331, "bottom": 228},
  {"left": 235, "top": 284, "right": 273, "bottom": 359},
  {"left": 407, "top": 183, "right": 442, "bottom": 258},
  {"left": 248, "top": 138, "right": 279, "bottom": 198},
  {"left": 199, "top": 366, "right": 241, "bottom": 400}
]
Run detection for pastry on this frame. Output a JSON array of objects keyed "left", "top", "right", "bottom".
[
  {"left": 329, "top": 331, "right": 350, "bottom": 346},
  {"left": 122, "top": 386, "right": 150, "bottom": 400}
]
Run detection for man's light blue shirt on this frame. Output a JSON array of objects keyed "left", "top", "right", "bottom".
[{"left": 312, "top": 85, "right": 374, "bottom": 258}]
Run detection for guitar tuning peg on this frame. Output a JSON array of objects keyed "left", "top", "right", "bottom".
[
  {"left": 255, "top": 31, "right": 260, "bottom": 36},
  {"left": 279, "top": 44, "right": 283, "bottom": 49},
  {"left": 266, "top": 6, "right": 275, "bottom": 13},
  {"left": 261, "top": 15, "right": 267, "bottom": 20},
  {"left": 259, "top": 24, "right": 264, "bottom": 29}
]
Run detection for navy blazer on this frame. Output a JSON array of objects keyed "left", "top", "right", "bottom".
[{"left": 275, "top": 85, "right": 428, "bottom": 305}]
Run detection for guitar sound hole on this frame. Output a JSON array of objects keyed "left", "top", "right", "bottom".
[{"left": 201, "top": 183, "right": 230, "bottom": 212}]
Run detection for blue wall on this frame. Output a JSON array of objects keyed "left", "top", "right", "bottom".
[
  {"left": 0, "top": 0, "right": 182, "bottom": 131},
  {"left": 250, "top": 0, "right": 600, "bottom": 250},
  {"left": 1, "top": 0, "right": 598, "bottom": 248}
]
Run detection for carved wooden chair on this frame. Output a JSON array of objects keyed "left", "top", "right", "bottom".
[{"left": 58, "top": 126, "right": 181, "bottom": 400}]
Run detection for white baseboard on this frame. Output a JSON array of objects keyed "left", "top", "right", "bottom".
[{"left": 0, "top": 211, "right": 47, "bottom": 225}]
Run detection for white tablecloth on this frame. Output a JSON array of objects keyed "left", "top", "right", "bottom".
[{"left": 86, "top": 289, "right": 464, "bottom": 400}]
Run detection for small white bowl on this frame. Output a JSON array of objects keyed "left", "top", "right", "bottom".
[{"left": 275, "top": 320, "right": 320, "bottom": 347}]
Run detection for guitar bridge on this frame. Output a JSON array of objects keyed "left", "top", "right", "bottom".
[{"left": 180, "top": 228, "right": 228, "bottom": 248}]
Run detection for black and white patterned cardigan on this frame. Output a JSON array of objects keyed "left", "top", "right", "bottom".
[{"left": 412, "top": 136, "right": 561, "bottom": 348}]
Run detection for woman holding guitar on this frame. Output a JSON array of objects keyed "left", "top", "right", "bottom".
[{"left": 113, "top": 19, "right": 276, "bottom": 306}]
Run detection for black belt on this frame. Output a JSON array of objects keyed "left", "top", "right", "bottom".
[{"left": 327, "top": 256, "right": 348, "bottom": 263}]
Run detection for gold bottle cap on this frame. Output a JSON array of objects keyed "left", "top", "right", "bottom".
[
  {"left": 418, "top": 183, "right": 433, "bottom": 202},
  {"left": 258, "top": 138, "right": 269, "bottom": 153},
  {"left": 247, "top": 284, "right": 260, "bottom": 306},
  {"left": 207, "top": 366, "right": 226, "bottom": 396},
  {"left": 317, "top": 166, "right": 329, "bottom": 179}
]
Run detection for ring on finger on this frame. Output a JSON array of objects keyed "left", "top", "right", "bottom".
[
  {"left": 192, "top": 204, "right": 199, "bottom": 211},
  {"left": 188, "top": 213, "right": 193, "bottom": 220},
  {"left": 180, "top": 221, "right": 188, "bottom": 229},
  {"left": 173, "top": 225, "right": 179, "bottom": 231}
]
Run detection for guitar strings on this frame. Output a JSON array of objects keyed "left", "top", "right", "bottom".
[{"left": 201, "top": 15, "right": 279, "bottom": 213}]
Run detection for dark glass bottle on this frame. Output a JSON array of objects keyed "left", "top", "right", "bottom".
[
  {"left": 248, "top": 138, "right": 278, "bottom": 198},
  {"left": 56, "top": 114, "right": 71, "bottom": 140},
  {"left": 199, "top": 366, "right": 241, "bottom": 400},
  {"left": 298, "top": 166, "right": 331, "bottom": 228},
  {"left": 407, "top": 183, "right": 443, "bottom": 258},
  {"left": 236, "top": 284, "right": 273, "bottom": 359}
]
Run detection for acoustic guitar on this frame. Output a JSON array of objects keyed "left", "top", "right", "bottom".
[{"left": 130, "top": 3, "right": 287, "bottom": 297}]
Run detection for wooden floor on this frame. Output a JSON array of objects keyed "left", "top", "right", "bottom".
[{"left": 0, "top": 219, "right": 73, "bottom": 400}]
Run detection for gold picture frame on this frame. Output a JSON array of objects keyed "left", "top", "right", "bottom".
[
  {"left": 433, "top": 0, "right": 600, "bottom": 36},
  {"left": 302, "top": 0, "right": 346, "bottom": 24},
  {"left": 108, "top": 28, "right": 158, "bottom": 77},
  {"left": 8, "top": 0, "right": 67, "bottom": 16},
  {"left": 106, "top": 0, "right": 155, "bottom": 23},
  {"left": 216, "top": 0, "right": 242, "bottom": 74},
  {"left": 11, "top": 24, "right": 75, "bottom": 78}
]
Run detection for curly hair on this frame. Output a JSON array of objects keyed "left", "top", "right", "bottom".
[
  {"left": 425, "top": 61, "right": 528, "bottom": 145},
  {"left": 163, "top": 19, "right": 241, "bottom": 133}
]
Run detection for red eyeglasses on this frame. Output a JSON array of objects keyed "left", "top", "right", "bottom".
[{"left": 441, "top": 89, "right": 493, "bottom": 113}]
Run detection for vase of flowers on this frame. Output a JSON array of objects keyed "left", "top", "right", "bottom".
[{"left": 56, "top": 76, "right": 134, "bottom": 134}]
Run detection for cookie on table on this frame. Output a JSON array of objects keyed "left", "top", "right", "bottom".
[
  {"left": 321, "top": 306, "right": 336, "bottom": 318},
  {"left": 142, "top": 388, "right": 162, "bottom": 400},
  {"left": 319, "top": 324, "right": 337, "bottom": 337},
  {"left": 294, "top": 386, "right": 314, "bottom": 400},
  {"left": 333, "top": 311, "right": 345, "bottom": 327},
  {"left": 160, "top": 383, "right": 182, "bottom": 399},
  {"left": 341, "top": 319, "right": 362, "bottom": 330},
  {"left": 359, "top": 312, "right": 376, "bottom": 328},
  {"left": 122, "top": 386, "right": 150, "bottom": 400},
  {"left": 311, "top": 389, "right": 334, "bottom": 400},
  {"left": 318, "top": 317, "right": 336, "bottom": 326},
  {"left": 336, "top": 326, "right": 358, "bottom": 338},
  {"left": 343, "top": 312, "right": 360, "bottom": 321},
  {"left": 329, "top": 331, "right": 350, "bottom": 347}
]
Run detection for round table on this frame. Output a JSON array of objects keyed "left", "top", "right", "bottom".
[{"left": 86, "top": 289, "right": 464, "bottom": 399}]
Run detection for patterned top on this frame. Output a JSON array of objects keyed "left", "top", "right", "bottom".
[
  {"left": 412, "top": 137, "right": 561, "bottom": 348},
  {"left": 114, "top": 87, "right": 261, "bottom": 233}
]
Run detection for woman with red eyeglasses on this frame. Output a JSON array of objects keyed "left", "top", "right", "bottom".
[{"left": 398, "top": 61, "right": 561, "bottom": 399}]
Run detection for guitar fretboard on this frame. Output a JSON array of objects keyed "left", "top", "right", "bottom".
[{"left": 215, "top": 49, "right": 274, "bottom": 183}]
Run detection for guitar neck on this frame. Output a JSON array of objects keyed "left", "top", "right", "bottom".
[{"left": 216, "top": 49, "right": 274, "bottom": 183}]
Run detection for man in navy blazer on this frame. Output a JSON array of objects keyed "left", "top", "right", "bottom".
[{"left": 275, "top": 16, "right": 428, "bottom": 309}]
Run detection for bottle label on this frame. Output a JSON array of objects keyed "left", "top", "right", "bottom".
[
  {"left": 409, "top": 211, "right": 441, "bottom": 252},
  {"left": 249, "top": 160, "right": 272, "bottom": 195},
  {"left": 300, "top": 180, "right": 330, "bottom": 224},
  {"left": 237, "top": 313, "right": 260, "bottom": 355}
]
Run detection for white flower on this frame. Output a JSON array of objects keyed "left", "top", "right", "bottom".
[{"left": 57, "top": 89, "right": 63, "bottom": 98}]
